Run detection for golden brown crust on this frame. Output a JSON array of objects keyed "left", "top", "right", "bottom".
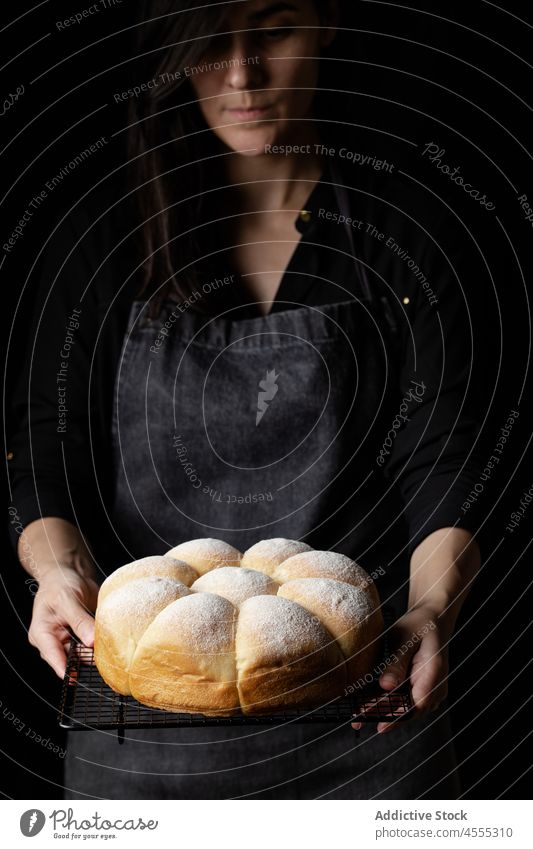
[
  {"left": 129, "top": 593, "right": 239, "bottom": 714},
  {"left": 278, "top": 578, "right": 384, "bottom": 687},
  {"left": 235, "top": 595, "right": 346, "bottom": 714},
  {"left": 94, "top": 576, "right": 191, "bottom": 695}
]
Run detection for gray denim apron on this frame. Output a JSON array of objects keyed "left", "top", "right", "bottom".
[{"left": 64, "top": 183, "right": 461, "bottom": 799}]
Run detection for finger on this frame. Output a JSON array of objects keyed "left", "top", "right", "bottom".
[
  {"left": 410, "top": 644, "right": 448, "bottom": 713},
  {"left": 411, "top": 693, "right": 444, "bottom": 716},
  {"left": 33, "top": 632, "right": 69, "bottom": 679},
  {"left": 379, "top": 652, "right": 413, "bottom": 690},
  {"left": 61, "top": 596, "right": 95, "bottom": 646},
  {"left": 378, "top": 629, "right": 416, "bottom": 690},
  {"left": 377, "top": 717, "right": 404, "bottom": 734}
]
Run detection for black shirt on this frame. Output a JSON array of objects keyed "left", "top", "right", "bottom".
[{"left": 7, "top": 160, "right": 485, "bottom": 567}]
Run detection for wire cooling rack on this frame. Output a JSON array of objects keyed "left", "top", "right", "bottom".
[{"left": 58, "top": 606, "right": 413, "bottom": 741}]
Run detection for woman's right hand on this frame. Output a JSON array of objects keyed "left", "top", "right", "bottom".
[{"left": 28, "top": 564, "right": 100, "bottom": 679}]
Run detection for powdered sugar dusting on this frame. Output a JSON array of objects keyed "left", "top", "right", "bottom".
[
  {"left": 237, "top": 594, "right": 329, "bottom": 659},
  {"left": 100, "top": 555, "right": 198, "bottom": 596},
  {"left": 275, "top": 550, "right": 370, "bottom": 587},
  {"left": 242, "top": 538, "right": 312, "bottom": 571},
  {"left": 279, "top": 577, "right": 375, "bottom": 622},
  {"left": 98, "top": 577, "right": 190, "bottom": 640},
  {"left": 191, "top": 567, "right": 278, "bottom": 607},
  {"left": 166, "top": 538, "right": 242, "bottom": 571},
  {"left": 150, "top": 592, "right": 237, "bottom": 654},
  {"left": 159, "top": 556, "right": 200, "bottom": 585}
]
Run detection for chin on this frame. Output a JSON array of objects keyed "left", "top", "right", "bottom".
[{"left": 216, "top": 126, "right": 285, "bottom": 157}]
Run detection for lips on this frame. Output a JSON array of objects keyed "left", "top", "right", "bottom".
[{"left": 226, "top": 104, "right": 274, "bottom": 120}]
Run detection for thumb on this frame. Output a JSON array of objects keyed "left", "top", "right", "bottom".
[{"left": 379, "top": 644, "right": 415, "bottom": 690}]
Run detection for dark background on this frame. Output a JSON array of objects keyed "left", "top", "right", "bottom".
[{"left": 1, "top": 0, "right": 531, "bottom": 799}]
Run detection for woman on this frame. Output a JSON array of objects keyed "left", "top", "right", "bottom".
[{"left": 8, "top": 0, "right": 483, "bottom": 799}]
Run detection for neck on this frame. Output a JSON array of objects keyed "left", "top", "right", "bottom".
[{"left": 223, "top": 127, "right": 325, "bottom": 213}]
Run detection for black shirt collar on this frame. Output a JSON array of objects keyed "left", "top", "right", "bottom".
[{"left": 294, "top": 158, "right": 335, "bottom": 236}]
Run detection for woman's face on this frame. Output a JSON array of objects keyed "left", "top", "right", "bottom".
[{"left": 188, "top": 0, "right": 337, "bottom": 156}]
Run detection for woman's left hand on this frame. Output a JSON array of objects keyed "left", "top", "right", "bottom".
[{"left": 351, "top": 603, "right": 453, "bottom": 734}]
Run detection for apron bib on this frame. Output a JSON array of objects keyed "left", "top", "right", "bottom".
[{"left": 110, "top": 296, "right": 401, "bottom": 574}]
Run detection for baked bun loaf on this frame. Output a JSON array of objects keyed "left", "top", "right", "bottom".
[
  {"left": 240, "top": 538, "right": 312, "bottom": 578},
  {"left": 278, "top": 578, "right": 382, "bottom": 684},
  {"left": 191, "top": 566, "right": 278, "bottom": 607},
  {"left": 236, "top": 595, "right": 345, "bottom": 713},
  {"left": 130, "top": 593, "right": 238, "bottom": 715},
  {"left": 94, "top": 538, "right": 384, "bottom": 715},
  {"left": 275, "top": 550, "right": 381, "bottom": 608},
  {"left": 95, "top": 576, "right": 191, "bottom": 694},
  {"left": 97, "top": 555, "right": 197, "bottom": 604},
  {"left": 165, "top": 538, "right": 241, "bottom": 576}
]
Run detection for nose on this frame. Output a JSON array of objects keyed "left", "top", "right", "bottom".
[{"left": 223, "top": 37, "right": 266, "bottom": 90}]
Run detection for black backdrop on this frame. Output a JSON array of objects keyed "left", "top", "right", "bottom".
[{"left": 1, "top": 0, "right": 532, "bottom": 799}]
